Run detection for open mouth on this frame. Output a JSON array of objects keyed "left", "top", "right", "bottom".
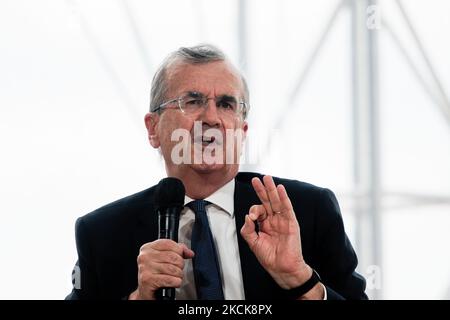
[
  {"left": 202, "top": 136, "right": 215, "bottom": 143},
  {"left": 194, "top": 135, "right": 218, "bottom": 146}
]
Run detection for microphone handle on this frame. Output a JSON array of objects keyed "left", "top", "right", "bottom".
[
  {"left": 156, "top": 206, "right": 181, "bottom": 300},
  {"left": 158, "top": 207, "right": 180, "bottom": 242}
]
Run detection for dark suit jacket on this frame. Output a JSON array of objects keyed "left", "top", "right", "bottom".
[{"left": 66, "top": 172, "right": 367, "bottom": 300}]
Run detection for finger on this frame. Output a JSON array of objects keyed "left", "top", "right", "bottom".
[
  {"left": 139, "top": 243, "right": 188, "bottom": 269},
  {"left": 151, "top": 274, "right": 183, "bottom": 289},
  {"left": 151, "top": 251, "right": 185, "bottom": 269},
  {"left": 142, "top": 239, "right": 184, "bottom": 255},
  {"left": 138, "top": 273, "right": 183, "bottom": 295},
  {"left": 251, "top": 177, "right": 274, "bottom": 216},
  {"left": 149, "top": 261, "right": 184, "bottom": 278},
  {"left": 240, "top": 215, "right": 258, "bottom": 250},
  {"left": 262, "top": 175, "right": 282, "bottom": 213},
  {"left": 180, "top": 243, "right": 195, "bottom": 259},
  {"left": 277, "top": 184, "right": 297, "bottom": 220},
  {"left": 248, "top": 204, "right": 267, "bottom": 222},
  {"left": 277, "top": 184, "right": 295, "bottom": 217}
]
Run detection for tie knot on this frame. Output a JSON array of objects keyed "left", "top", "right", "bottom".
[{"left": 187, "top": 199, "right": 210, "bottom": 215}]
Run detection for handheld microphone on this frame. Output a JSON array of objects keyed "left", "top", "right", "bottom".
[{"left": 154, "top": 177, "right": 185, "bottom": 300}]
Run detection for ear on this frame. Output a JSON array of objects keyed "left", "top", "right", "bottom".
[
  {"left": 144, "top": 112, "right": 160, "bottom": 148},
  {"left": 242, "top": 120, "right": 248, "bottom": 141}
]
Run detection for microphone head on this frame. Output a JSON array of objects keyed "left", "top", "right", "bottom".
[{"left": 154, "top": 177, "right": 185, "bottom": 210}]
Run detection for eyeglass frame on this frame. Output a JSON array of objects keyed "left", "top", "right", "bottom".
[{"left": 151, "top": 91, "right": 250, "bottom": 118}]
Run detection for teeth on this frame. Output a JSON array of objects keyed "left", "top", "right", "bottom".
[{"left": 194, "top": 136, "right": 217, "bottom": 144}]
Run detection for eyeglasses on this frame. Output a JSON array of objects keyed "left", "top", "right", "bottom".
[{"left": 152, "top": 91, "right": 249, "bottom": 118}]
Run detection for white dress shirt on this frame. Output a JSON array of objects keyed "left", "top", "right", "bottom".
[{"left": 176, "top": 178, "right": 245, "bottom": 300}]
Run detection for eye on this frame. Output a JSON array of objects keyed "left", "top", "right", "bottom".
[
  {"left": 185, "top": 98, "right": 204, "bottom": 106},
  {"left": 217, "top": 100, "right": 235, "bottom": 110}
]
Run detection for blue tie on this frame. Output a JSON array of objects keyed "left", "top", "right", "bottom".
[{"left": 187, "top": 200, "right": 224, "bottom": 300}]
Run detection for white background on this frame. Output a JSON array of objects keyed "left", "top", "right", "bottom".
[{"left": 0, "top": 0, "right": 449, "bottom": 299}]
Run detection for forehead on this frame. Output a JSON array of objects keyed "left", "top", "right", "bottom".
[{"left": 165, "top": 60, "right": 244, "bottom": 97}]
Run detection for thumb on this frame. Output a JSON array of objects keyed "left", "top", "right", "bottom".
[
  {"left": 240, "top": 214, "right": 258, "bottom": 250},
  {"left": 179, "top": 243, "right": 195, "bottom": 259}
]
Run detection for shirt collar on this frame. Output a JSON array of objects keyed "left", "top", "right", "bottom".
[{"left": 184, "top": 178, "right": 235, "bottom": 217}]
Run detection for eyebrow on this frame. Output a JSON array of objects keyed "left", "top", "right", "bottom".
[
  {"left": 217, "top": 95, "right": 238, "bottom": 103},
  {"left": 184, "top": 91, "right": 238, "bottom": 102},
  {"left": 185, "top": 91, "right": 203, "bottom": 98}
]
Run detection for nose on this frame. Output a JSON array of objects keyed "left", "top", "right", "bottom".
[{"left": 200, "top": 98, "right": 221, "bottom": 127}]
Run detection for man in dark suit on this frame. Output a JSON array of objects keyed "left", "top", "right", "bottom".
[{"left": 67, "top": 44, "right": 367, "bottom": 300}]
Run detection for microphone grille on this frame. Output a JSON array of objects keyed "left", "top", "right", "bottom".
[{"left": 154, "top": 177, "right": 185, "bottom": 210}]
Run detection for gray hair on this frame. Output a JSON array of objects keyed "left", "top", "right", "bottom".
[{"left": 149, "top": 44, "right": 250, "bottom": 118}]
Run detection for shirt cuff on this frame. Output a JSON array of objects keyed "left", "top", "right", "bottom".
[{"left": 322, "top": 283, "right": 327, "bottom": 300}]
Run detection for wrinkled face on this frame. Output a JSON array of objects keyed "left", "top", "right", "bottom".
[{"left": 145, "top": 60, "right": 248, "bottom": 178}]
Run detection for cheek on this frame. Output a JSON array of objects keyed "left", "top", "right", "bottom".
[
  {"left": 223, "top": 119, "right": 246, "bottom": 145},
  {"left": 230, "top": 118, "right": 247, "bottom": 135},
  {"left": 223, "top": 117, "right": 242, "bottom": 130},
  {"left": 159, "top": 114, "right": 194, "bottom": 144}
]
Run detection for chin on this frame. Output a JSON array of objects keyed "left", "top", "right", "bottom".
[{"left": 190, "top": 163, "right": 226, "bottom": 174}]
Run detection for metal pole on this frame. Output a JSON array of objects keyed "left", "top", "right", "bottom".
[
  {"left": 238, "top": 0, "right": 247, "bottom": 74},
  {"left": 396, "top": 0, "right": 450, "bottom": 125},
  {"left": 351, "top": 0, "right": 382, "bottom": 299},
  {"left": 382, "top": 19, "right": 448, "bottom": 119}
]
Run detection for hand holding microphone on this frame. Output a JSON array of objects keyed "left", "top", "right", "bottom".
[{"left": 129, "top": 178, "right": 194, "bottom": 300}]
